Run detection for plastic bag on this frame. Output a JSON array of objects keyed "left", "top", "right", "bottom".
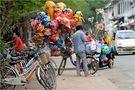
[{"left": 85, "top": 39, "right": 96, "bottom": 54}]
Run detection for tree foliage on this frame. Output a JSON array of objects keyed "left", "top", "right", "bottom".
[
  {"left": 0, "top": 0, "right": 110, "bottom": 38},
  {"left": 0, "top": 0, "right": 44, "bottom": 38}
]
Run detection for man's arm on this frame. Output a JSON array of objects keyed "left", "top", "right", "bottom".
[
  {"left": 10, "top": 45, "right": 17, "bottom": 50},
  {"left": 7, "top": 39, "right": 15, "bottom": 44},
  {"left": 71, "top": 34, "right": 75, "bottom": 43},
  {"left": 81, "top": 32, "right": 87, "bottom": 42}
]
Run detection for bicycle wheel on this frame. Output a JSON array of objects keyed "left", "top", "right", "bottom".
[
  {"left": 0, "top": 65, "right": 18, "bottom": 90},
  {"left": 36, "top": 64, "right": 56, "bottom": 90},
  {"left": 35, "top": 66, "right": 48, "bottom": 90},
  {"left": 47, "top": 63, "right": 57, "bottom": 82},
  {"left": 50, "top": 59, "right": 58, "bottom": 76},
  {"left": 58, "top": 59, "right": 67, "bottom": 75},
  {"left": 46, "top": 63, "right": 57, "bottom": 90},
  {"left": 87, "top": 57, "right": 98, "bottom": 75},
  {"left": 43, "top": 64, "right": 56, "bottom": 90}
]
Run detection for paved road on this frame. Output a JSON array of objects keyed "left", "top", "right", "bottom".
[
  {"left": 98, "top": 54, "right": 135, "bottom": 90},
  {"left": 15, "top": 54, "right": 135, "bottom": 90}
]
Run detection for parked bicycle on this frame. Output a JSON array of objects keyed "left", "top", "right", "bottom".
[
  {"left": 58, "top": 47, "right": 99, "bottom": 76},
  {"left": 0, "top": 46, "right": 56, "bottom": 90}
]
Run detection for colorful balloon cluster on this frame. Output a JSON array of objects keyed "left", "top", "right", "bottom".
[{"left": 30, "top": 1, "right": 84, "bottom": 47}]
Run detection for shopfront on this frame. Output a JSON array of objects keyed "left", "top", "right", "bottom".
[{"left": 128, "top": 15, "right": 135, "bottom": 30}]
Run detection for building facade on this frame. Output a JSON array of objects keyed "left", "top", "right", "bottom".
[{"left": 104, "top": 0, "right": 135, "bottom": 31}]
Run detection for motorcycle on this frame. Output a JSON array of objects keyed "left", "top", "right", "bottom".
[{"left": 98, "top": 45, "right": 115, "bottom": 69}]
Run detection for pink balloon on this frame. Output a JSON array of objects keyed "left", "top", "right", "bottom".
[
  {"left": 51, "top": 20, "right": 59, "bottom": 30},
  {"left": 53, "top": 20, "right": 59, "bottom": 29}
]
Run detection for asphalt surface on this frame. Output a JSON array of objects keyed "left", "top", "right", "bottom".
[
  {"left": 14, "top": 54, "right": 135, "bottom": 90},
  {"left": 98, "top": 54, "right": 135, "bottom": 90}
]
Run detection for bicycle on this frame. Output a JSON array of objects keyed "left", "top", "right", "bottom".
[
  {"left": 58, "top": 47, "right": 99, "bottom": 76},
  {"left": 0, "top": 46, "right": 56, "bottom": 90}
]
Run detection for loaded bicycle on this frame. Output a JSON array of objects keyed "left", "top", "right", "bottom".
[{"left": 58, "top": 47, "right": 99, "bottom": 76}]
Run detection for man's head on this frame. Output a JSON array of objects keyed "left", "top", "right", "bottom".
[
  {"left": 86, "top": 32, "right": 89, "bottom": 36},
  {"left": 76, "top": 25, "right": 83, "bottom": 31},
  {"left": 103, "top": 31, "right": 108, "bottom": 38}
]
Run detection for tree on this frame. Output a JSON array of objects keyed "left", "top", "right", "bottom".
[
  {"left": 0, "top": 0, "right": 110, "bottom": 39},
  {"left": 54, "top": 0, "right": 110, "bottom": 29},
  {"left": 0, "top": 0, "right": 44, "bottom": 40}
]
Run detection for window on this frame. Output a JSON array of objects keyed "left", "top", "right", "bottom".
[
  {"left": 123, "top": 1, "right": 124, "bottom": 14},
  {"left": 118, "top": 3, "right": 120, "bottom": 15},
  {"left": 117, "top": 31, "right": 135, "bottom": 39},
  {"left": 112, "top": 11, "right": 114, "bottom": 16},
  {"left": 124, "top": 1, "right": 127, "bottom": 13}
]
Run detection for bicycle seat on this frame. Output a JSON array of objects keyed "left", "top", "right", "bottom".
[
  {"left": 9, "top": 60, "right": 23, "bottom": 66},
  {"left": 11, "top": 56, "right": 23, "bottom": 60},
  {"left": 86, "top": 52, "right": 100, "bottom": 56}
]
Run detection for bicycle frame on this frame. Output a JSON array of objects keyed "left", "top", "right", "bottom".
[
  {"left": 69, "top": 55, "right": 76, "bottom": 66},
  {"left": 1, "top": 54, "right": 42, "bottom": 85}
]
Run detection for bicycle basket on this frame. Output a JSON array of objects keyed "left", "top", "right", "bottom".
[{"left": 38, "top": 46, "right": 51, "bottom": 64}]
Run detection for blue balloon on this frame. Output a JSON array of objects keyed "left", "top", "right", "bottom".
[{"left": 41, "top": 14, "right": 48, "bottom": 26}]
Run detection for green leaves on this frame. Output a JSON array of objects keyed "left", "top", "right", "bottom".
[
  {"left": 0, "top": 40, "right": 9, "bottom": 53},
  {"left": 0, "top": 0, "right": 110, "bottom": 39},
  {"left": 0, "top": 0, "right": 43, "bottom": 36}
]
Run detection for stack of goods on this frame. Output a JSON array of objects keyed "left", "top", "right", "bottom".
[{"left": 30, "top": 1, "right": 84, "bottom": 56}]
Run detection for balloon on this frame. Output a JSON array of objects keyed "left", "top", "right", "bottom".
[
  {"left": 103, "top": 56, "right": 108, "bottom": 61},
  {"left": 69, "top": 19, "right": 75, "bottom": 26},
  {"left": 88, "top": 18, "right": 93, "bottom": 23},
  {"left": 56, "top": 2, "right": 67, "bottom": 12},
  {"left": 30, "top": 18, "right": 39, "bottom": 30},
  {"left": 54, "top": 8, "right": 62, "bottom": 19},
  {"left": 73, "top": 11, "right": 83, "bottom": 25},
  {"left": 56, "top": 14, "right": 70, "bottom": 28},
  {"left": 37, "top": 32, "right": 44, "bottom": 37},
  {"left": 44, "top": 1, "right": 56, "bottom": 19},
  {"left": 51, "top": 20, "right": 59, "bottom": 30},
  {"left": 50, "top": 34, "right": 59, "bottom": 42},
  {"left": 76, "top": 11, "right": 83, "bottom": 16},
  {"left": 37, "top": 12, "right": 49, "bottom": 26},
  {"left": 64, "top": 8, "right": 73, "bottom": 19},
  {"left": 43, "top": 28, "right": 51, "bottom": 36},
  {"left": 37, "top": 23, "right": 44, "bottom": 32}
]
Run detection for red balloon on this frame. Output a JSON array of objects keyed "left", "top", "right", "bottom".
[{"left": 69, "top": 19, "right": 75, "bottom": 26}]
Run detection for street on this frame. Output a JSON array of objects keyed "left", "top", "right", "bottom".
[
  {"left": 1, "top": 0, "right": 135, "bottom": 90},
  {"left": 99, "top": 54, "right": 135, "bottom": 90},
  {"left": 15, "top": 54, "right": 135, "bottom": 90}
]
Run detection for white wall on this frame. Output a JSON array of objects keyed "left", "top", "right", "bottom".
[{"left": 113, "top": 0, "right": 135, "bottom": 18}]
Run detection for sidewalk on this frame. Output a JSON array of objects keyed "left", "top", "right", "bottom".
[
  {"left": 57, "top": 71, "right": 119, "bottom": 90},
  {"left": 53, "top": 55, "right": 119, "bottom": 90},
  {"left": 15, "top": 55, "right": 119, "bottom": 90}
]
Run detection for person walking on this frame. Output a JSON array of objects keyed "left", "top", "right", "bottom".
[{"left": 71, "top": 25, "right": 89, "bottom": 77}]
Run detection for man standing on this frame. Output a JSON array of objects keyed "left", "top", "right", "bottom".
[{"left": 72, "top": 25, "right": 89, "bottom": 77}]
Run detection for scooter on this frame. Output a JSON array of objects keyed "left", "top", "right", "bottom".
[{"left": 98, "top": 46, "right": 115, "bottom": 69}]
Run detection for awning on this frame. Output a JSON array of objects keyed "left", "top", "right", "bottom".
[
  {"left": 112, "top": 20, "right": 118, "bottom": 26},
  {"left": 128, "top": 19, "right": 135, "bottom": 25}
]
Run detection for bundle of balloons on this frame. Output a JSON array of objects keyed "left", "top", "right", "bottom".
[{"left": 30, "top": 1, "right": 84, "bottom": 48}]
